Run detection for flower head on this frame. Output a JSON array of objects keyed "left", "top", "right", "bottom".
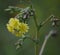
[
  {"left": 19, "top": 23, "right": 29, "bottom": 33},
  {"left": 6, "top": 18, "right": 29, "bottom": 37}
]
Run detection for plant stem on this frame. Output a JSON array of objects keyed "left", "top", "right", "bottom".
[
  {"left": 33, "top": 11, "right": 40, "bottom": 55},
  {"left": 38, "top": 15, "right": 54, "bottom": 29},
  {"left": 35, "top": 28, "right": 40, "bottom": 55},
  {"left": 39, "top": 30, "right": 53, "bottom": 55},
  {"left": 33, "top": 12, "right": 38, "bottom": 27},
  {"left": 33, "top": 11, "right": 54, "bottom": 55}
]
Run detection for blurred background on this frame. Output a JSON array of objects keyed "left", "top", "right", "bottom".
[{"left": 0, "top": 0, "right": 60, "bottom": 55}]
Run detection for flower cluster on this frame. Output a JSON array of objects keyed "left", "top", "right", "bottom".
[{"left": 6, "top": 18, "right": 29, "bottom": 37}]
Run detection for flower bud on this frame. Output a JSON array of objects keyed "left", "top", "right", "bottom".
[{"left": 51, "top": 17, "right": 60, "bottom": 27}]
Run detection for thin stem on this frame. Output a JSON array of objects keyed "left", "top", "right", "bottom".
[
  {"left": 33, "top": 12, "right": 38, "bottom": 27},
  {"left": 33, "top": 9, "right": 54, "bottom": 55},
  {"left": 39, "top": 30, "right": 53, "bottom": 55},
  {"left": 35, "top": 29, "right": 40, "bottom": 55},
  {"left": 38, "top": 15, "right": 54, "bottom": 29},
  {"left": 33, "top": 10, "right": 40, "bottom": 55},
  {"left": 34, "top": 15, "right": 53, "bottom": 55}
]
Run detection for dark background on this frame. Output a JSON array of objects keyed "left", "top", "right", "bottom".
[{"left": 0, "top": 0, "right": 60, "bottom": 55}]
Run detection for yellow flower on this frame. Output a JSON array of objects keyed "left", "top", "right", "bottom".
[
  {"left": 15, "top": 31, "right": 24, "bottom": 37},
  {"left": 19, "top": 23, "right": 29, "bottom": 33},
  {"left": 6, "top": 18, "right": 20, "bottom": 33},
  {"left": 6, "top": 18, "right": 29, "bottom": 37},
  {"left": 7, "top": 24, "right": 14, "bottom": 33},
  {"left": 8, "top": 18, "right": 20, "bottom": 28}
]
